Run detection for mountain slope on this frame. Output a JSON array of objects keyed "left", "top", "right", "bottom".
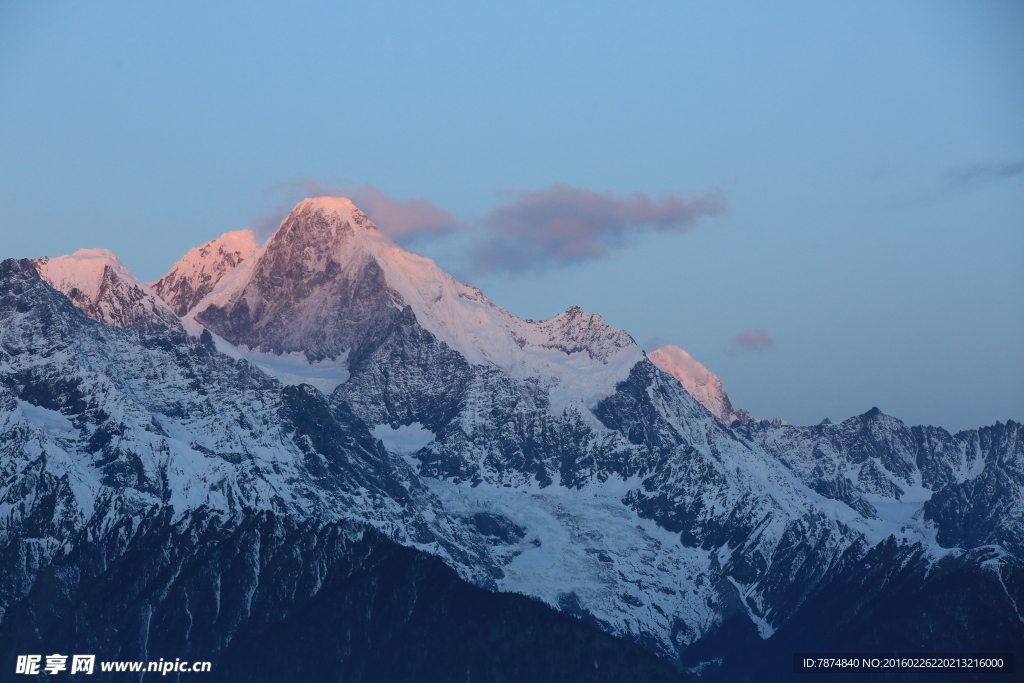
[
  {"left": 648, "top": 344, "right": 742, "bottom": 422},
  {"left": 192, "top": 197, "right": 644, "bottom": 410},
  {"left": 0, "top": 258, "right": 498, "bottom": 607},
  {"left": 151, "top": 230, "right": 259, "bottom": 316},
  {"left": 186, "top": 198, "right": 1023, "bottom": 662},
  {"left": 32, "top": 249, "right": 181, "bottom": 335},
  {"left": 0, "top": 510, "right": 689, "bottom": 683}
]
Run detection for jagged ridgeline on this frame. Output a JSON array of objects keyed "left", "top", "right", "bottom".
[{"left": 1, "top": 198, "right": 1020, "bottom": 682}]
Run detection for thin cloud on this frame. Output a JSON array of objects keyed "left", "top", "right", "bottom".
[
  {"left": 347, "top": 185, "right": 464, "bottom": 241},
  {"left": 472, "top": 184, "right": 727, "bottom": 273},
  {"left": 942, "top": 161, "right": 1024, "bottom": 193},
  {"left": 725, "top": 329, "right": 775, "bottom": 356},
  {"left": 252, "top": 180, "right": 462, "bottom": 244},
  {"left": 252, "top": 180, "right": 725, "bottom": 274},
  {"left": 250, "top": 179, "right": 324, "bottom": 241},
  {"left": 644, "top": 337, "right": 673, "bottom": 353}
]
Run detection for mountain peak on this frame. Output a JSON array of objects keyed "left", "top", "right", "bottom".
[
  {"left": 296, "top": 195, "right": 361, "bottom": 216},
  {"left": 270, "top": 196, "right": 377, "bottom": 245},
  {"left": 35, "top": 248, "right": 132, "bottom": 297},
  {"left": 191, "top": 198, "right": 644, "bottom": 406},
  {"left": 33, "top": 248, "right": 181, "bottom": 334},
  {"left": 151, "top": 230, "right": 259, "bottom": 316},
  {"left": 648, "top": 344, "right": 739, "bottom": 422}
]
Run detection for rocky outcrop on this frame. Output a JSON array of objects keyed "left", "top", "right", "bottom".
[
  {"left": 150, "top": 230, "right": 259, "bottom": 316},
  {"left": 33, "top": 249, "right": 182, "bottom": 335}
]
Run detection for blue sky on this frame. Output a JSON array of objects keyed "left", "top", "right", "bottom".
[{"left": 1, "top": 0, "right": 1021, "bottom": 430}]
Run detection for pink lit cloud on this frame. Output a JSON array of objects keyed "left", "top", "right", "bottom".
[
  {"left": 725, "top": 329, "right": 775, "bottom": 355},
  {"left": 346, "top": 185, "right": 464, "bottom": 241},
  {"left": 471, "top": 184, "right": 727, "bottom": 273},
  {"left": 253, "top": 180, "right": 726, "bottom": 273},
  {"left": 252, "top": 180, "right": 462, "bottom": 244}
]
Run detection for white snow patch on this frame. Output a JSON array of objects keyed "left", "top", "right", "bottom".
[
  {"left": 725, "top": 576, "right": 776, "bottom": 638},
  {"left": 17, "top": 400, "right": 76, "bottom": 438},
  {"left": 178, "top": 315, "right": 349, "bottom": 392},
  {"left": 866, "top": 476, "right": 932, "bottom": 519},
  {"left": 239, "top": 348, "right": 349, "bottom": 393},
  {"left": 422, "top": 476, "right": 722, "bottom": 653},
  {"left": 371, "top": 423, "right": 435, "bottom": 455}
]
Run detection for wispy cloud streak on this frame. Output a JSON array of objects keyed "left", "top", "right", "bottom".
[
  {"left": 253, "top": 180, "right": 462, "bottom": 244},
  {"left": 725, "top": 329, "right": 775, "bottom": 355},
  {"left": 472, "top": 184, "right": 727, "bottom": 273},
  {"left": 253, "top": 180, "right": 726, "bottom": 273},
  {"left": 347, "top": 185, "right": 463, "bottom": 241},
  {"left": 942, "top": 161, "right": 1024, "bottom": 193}
]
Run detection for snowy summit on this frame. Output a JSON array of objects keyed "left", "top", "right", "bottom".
[
  {"left": 648, "top": 344, "right": 742, "bottom": 422},
  {"left": 151, "top": 229, "right": 259, "bottom": 316},
  {"left": 189, "top": 197, "right": 645, "bottom": 409}
]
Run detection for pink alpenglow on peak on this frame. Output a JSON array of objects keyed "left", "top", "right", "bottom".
[
  {"left": 32, "top": 248, "right": 181, "bottom": 334},
  {"left": 251, "top": 182, "right": 462, "bottom": 244},
  {"left": 473, "top": 184, "right": 727, "bottom": 273},
  {"left": 151, "top": 230, "right": 259, "bottom": 316},
  {"left": 189, "top": 197, "right": 645, "bottom": 410},
  {"left": 294, "top": 195, "right": 360, "bottom": 217},
  {"left": 648, "top": 344, "right": 747, "bottom": 423},
  {"left": 34, "top": 248, "right": 138, "bottom": 303}
]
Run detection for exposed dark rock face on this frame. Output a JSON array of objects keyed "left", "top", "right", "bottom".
[
  {"left": 923, "top": 421, "right": 1024, "bottom": 554},
  {"left": 195, "top": 202, "right": 404, "bottom": 362},
  {"left": 742, "top": 412, "right": 1024, "bottom": 555},
  {"left": 694, "top": 542, "right": 1024, "bottom": 683},
  {"left": 0, "top": 510, "right": 689, "bottom": 683}
]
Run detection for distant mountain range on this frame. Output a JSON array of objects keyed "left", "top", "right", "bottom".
[{"left": 1, "top": 197, "right": 1019, "bottom": 681}]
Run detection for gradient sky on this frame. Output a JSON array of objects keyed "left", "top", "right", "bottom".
[{"left": 1, "top": 0, "right": 1022, "bottom": 431}]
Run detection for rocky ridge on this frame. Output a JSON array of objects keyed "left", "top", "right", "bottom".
[
  {"left": 648, "top": 344, "right": 744, "bottom": 423},
  {"left": 33, "top": 249, "right": 181, "bottom": 335},
  {"left": 150, "top": 229, "right": 259, "bottom": 316}
]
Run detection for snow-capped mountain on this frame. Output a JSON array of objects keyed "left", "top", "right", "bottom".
[
  {"left": 150, "top": 229, "right": 259, "bottom": 316},
  {"left": 190, "top": 197, "right": 643, "bottom": 411},
  {"left": 742, "top": 408, "right": 1024, "bottom": 555},
  {"left": 33, "top": 248, "right": 181, "bottom": 334},
  {"left": 2, "top": 197, "right": 1021, "bottom": 681},
  {"left": 648, "top": 344, "right": 744, "bottom": 423},
  {"left": 0, "top": 258, "right": 495, "bottom": 578}
]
